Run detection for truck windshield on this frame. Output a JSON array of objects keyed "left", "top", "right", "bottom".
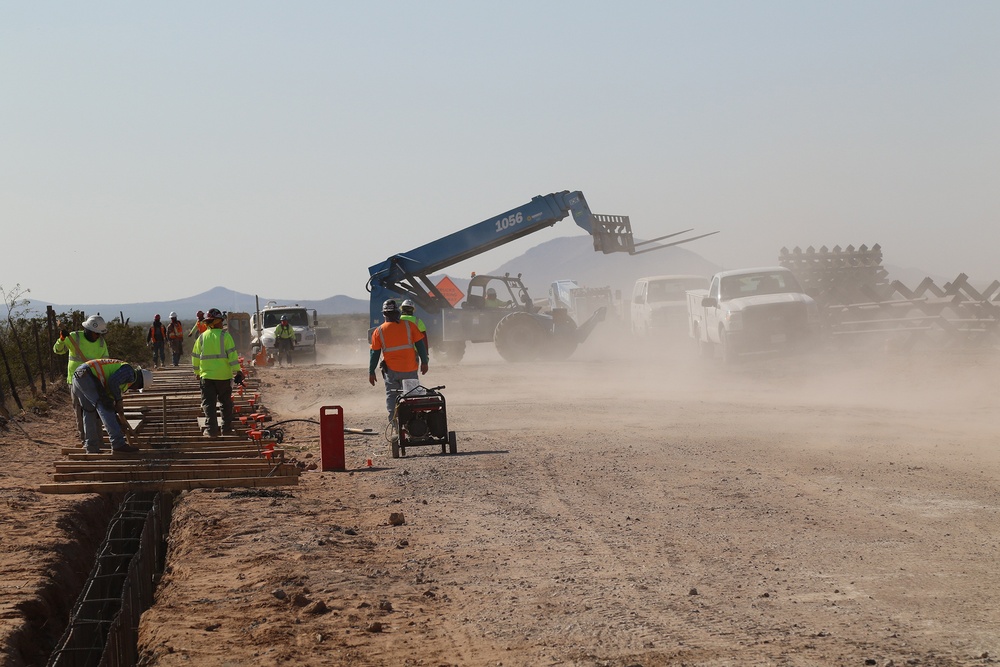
[
  {"left": 648, "top": 278, "right": 708, "bottom": 303},
  {"left": 720, "top": 272, "right": 801, "bottom": 299},
  {"left": 263, "top": 311, "right": 309, "bottom": 327}
]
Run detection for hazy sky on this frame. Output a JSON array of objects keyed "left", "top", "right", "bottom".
[{"left": 2, "top": 2, "right": 997, "bottom": 306}]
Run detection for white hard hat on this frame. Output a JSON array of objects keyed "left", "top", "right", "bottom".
[
  {"left": 401, "top": 299, "right": 416, "bottom": 312},
  {"left": 82, "top": 315, "right": 108, "bottom": 335},
  {"left": 137, "top": 368, "right": 153, "bottom": 392},
  {"left": 169, "top": 311, "right": 178, "bottom": 319}
]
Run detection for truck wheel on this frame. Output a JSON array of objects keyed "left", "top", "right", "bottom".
[
  {"left": 720, "top": 328, "right": 739, "bottom": 364},
  {"left": 436, "top": 341, "right": 466, "bottom": 363},
  {"left": 695, "top": 327, "right": 714, "bottom": 359},
  {"left": 494, "top": 312, "right": 544, "bottom": 362}
]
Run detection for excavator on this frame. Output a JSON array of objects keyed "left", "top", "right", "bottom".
[{"left": 366, "top": 190, "right": 716, "bottom": 362}]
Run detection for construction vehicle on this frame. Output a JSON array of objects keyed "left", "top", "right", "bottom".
[
  {"left": 687, "top": 267, "right": 821, "bottom": 363},
  {"left": 549, "top": 279, "right": 619, "bottom": 326},
  {"left": 366, "top": 190, "right": 716, "bottom": 363},
  {"left": 630, "top": 275, "right": 709, "bottom": 338},
  {"left": 250, "top": 301, "right": 320, "bottom": 364}
]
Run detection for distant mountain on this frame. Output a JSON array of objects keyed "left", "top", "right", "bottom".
[{"left": 31, "top": 287, "right": 369, "bottom": 322}]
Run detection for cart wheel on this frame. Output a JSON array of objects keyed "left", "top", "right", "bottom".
[
  {"left": 448, "top": 431, "right": 457, "bottom": 455},
  {"left": 390, "top": 438, "right": 400, "bottom": 459}
]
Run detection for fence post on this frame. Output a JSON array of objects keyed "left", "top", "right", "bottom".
[
  {"left": 0, "top": 339, "right": 22, "bottom": 411},
  {"left": 33, "top": 321, "right": 45, "bottom": 394}
]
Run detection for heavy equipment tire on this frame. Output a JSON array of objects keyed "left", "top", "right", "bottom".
[
  {"left": 448, "top": 431, "right": 457, "bottom": 455},
  {"left": 390, "top": 438, "right": 400, "bottom": 459},
  {"left": 547, "top": 318, "right": 578, "bottom": 361},
  {"left": 494, "top": 312, "right": 545, "bottom": 362},
  {"left": 435, "top": 341, "right": 466, "bottom": 363},
  {"left": 720, "top": 327, "right": 739, "bottom": 365}
]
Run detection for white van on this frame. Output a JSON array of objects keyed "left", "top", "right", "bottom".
[{"left": 631, "top": 275, "right": 709, "bottom": 337}]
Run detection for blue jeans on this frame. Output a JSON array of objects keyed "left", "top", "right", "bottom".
[
  {"left": 151, "top": 341, "right": 166, "bottom": 366},
  {"left": 71, "top": 369, "right": 126, "bottom": 452},
  {"left": 382, "top": 366, "right": 418, "bottom": 421}
]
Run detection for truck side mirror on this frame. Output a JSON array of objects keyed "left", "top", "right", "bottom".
[{"left": 701, "top": 296, "right": 718, "bottom": 308}]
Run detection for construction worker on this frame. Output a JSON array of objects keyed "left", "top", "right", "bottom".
[
  {"left": 400, "top": 299, "right": 428, "bottom": 342},
  {"left": 55, "top": 315, "right": 111, "bottom": 445},
  {"left": 166, "top": 312, "right": 185, "bottom": 366},
  {"left": 369, "top": 299, "right": 428, "bottom": 425},
  {"left": 484, "top": 287, "right": 510, "bottom": 308},
  {"left": 147, "top": 314, "right": 168, "bottom": 369},
  {"left": 274, "top": 315, "right": 296, "bottom": 367},
  {"left": 192, "top": 308, "right": 243, "bottom": 438},
  {"left": 188, "top": 310, "right": 208, "bottom": 338},
  {"left": 71, "top": 358, "right": 151, "bottom": 454}
]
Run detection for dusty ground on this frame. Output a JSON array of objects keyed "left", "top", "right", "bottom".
[{"left": 2, "top": 337, "right": 1000, "bottom": 666}]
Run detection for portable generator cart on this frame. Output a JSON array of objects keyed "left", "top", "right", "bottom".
[{"left": 392, "top": 385, "right": 457, "bottom": 458}]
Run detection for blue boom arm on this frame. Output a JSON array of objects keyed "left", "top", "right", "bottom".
[{"left": 366, "top": 190, "right": 715, "bottom": 333}]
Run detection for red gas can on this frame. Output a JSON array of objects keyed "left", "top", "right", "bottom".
[{"left": 320, "top": 406, "right": 345, "bottom": 471}]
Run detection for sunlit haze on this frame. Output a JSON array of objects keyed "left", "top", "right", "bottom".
[{"left": 2, "top": 2, "right": 998, "bottom": 306}]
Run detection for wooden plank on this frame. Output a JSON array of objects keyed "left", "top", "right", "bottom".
[
  {"left": 64, "top": 449, "right": 284, "bottom": 460},
  {"left": 55, "top": 460, "right": 294, "bottom": 471},
  {"left": 39, "top": 475, "right": 300, "bottom": 495},
  {"left": 53, "top": 465, "right": 299, "bottom": 482}
]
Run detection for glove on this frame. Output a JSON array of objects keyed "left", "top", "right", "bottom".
[
  {"left": 420, "top": 362, "right": 429, "bottom": 375},
  {"left": 368, "top": 372, "right": 377, "bottom": 386},
  {"left": 234, "top": 371, "right": 244, "bottom": 385},
  {"left": 60, "top": 328, "right": 69, "bottom": 339}
]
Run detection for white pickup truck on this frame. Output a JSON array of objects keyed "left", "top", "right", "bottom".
[{"left": 687, "top": 267, "right": 821, "bottom": 363}]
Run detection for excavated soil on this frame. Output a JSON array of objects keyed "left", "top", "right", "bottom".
[{"left": 3, "top": 339, "right": 1000, "bottom": 666}]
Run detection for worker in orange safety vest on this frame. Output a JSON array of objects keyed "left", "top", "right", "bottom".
[
  {"left": 369, "top": 299, "right": 428, "bottom": 424},
  {"left": 166, "top": 311, "right": 185, "bottom": 366}
]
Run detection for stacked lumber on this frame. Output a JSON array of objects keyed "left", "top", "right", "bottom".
[{"left": 40, "top": 361, "right": 302, "bottom": 494}]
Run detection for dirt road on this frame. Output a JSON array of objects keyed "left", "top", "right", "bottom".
[{"left": 4, "top": 341, "right": 1000, "bottom": 666}]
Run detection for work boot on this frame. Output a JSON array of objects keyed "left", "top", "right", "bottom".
[
  {"left": 207, "top": 428, "right": 221, "bottom": 439},
  {"left": 222, "top": 427, "right": 235, "bottom": 436}
]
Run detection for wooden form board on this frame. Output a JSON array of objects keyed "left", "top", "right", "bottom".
[{"left": 39, "top": 475, "right": 299, "bottom": 495}]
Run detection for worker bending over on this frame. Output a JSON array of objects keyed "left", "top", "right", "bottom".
[
  {"left": 53, "top": 315, "right": 110, "bottom": 445},
  {"left": 72, "top": 359, "right": 151, "bottom": 454}
]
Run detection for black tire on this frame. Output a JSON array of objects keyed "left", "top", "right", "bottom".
[
  {"left": 390, "top": 438, "right": 400, "bottom": 459},
  {"left": 448, "top": 431, "right": 457, "bottom": 455},
  {"left": 435, "top": 341, "right": 466, "bottom": 363},
  {"left": 720, "top": 327, "right": 739, "bottom": 365},
  {"left": 547, "top": 318, "right": 578, "bottom": 361},
  {"left": 494, "top": 312, "right": 545, "bottom": 362}
]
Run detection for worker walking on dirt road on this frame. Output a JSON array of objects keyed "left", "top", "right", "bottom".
[
  {"left": 166, "top": 312, "right": 185, "bottom": 366},
  {"left": 274, "top": 315, "right": 296, "bottom": 367},
  {"left": 71, "top": 358, "right": 151, "bottom": 454},
  {"left": 188, "top": 310, "right": 208, "bottom": 338},
  {"left": 192, "top": 308, "right": 243, "bottom": 438},
  {"left": 147, "top": 314, "right": 168, "bottom": 368},
  {"left": 400, "top": 299, "right": 429, "bottom": 352},
  {"left": 369, "top": 299, "right": 428, "bottom": 423},
  {"left": 54, "top": 315, "right": 111, "bottom": 445}
]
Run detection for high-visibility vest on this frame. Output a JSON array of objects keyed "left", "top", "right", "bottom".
[
  {"left": 77, "top": 358, "right": 135, "bottom": 397},
  {"left": 192, "top": 328, "right": 240, "bottom": 380},
  {"left": 400, "top": 314, "right": 429, "bottom": 350},
  {"left": 188, "top": 320, "right": 208, "bottom": 336},
  {"left": 371, "top": 320, "right": 423, "bottom": 373},
  {"left": 148, "top": 322, "right": 167, "bottom": 343},
  {"left": 275, "top": 323, "right": 295, "bottom": 340},
  {"left": 167, "top": 321, "right": 184, "bottom": 340},
  {"left": 53, "top": 331, "right": 109, "bottom": 383}
]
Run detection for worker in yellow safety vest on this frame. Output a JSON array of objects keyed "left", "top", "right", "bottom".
[
  {"left": 192, "top": 308, "right": 243, "bottom": 438},
  {"left": 71, "top": 358, "right": 152, "bottom": 454},
  {"left": 274, "top": 315, "right": 296, "bottom": 368},
  {"left": 53, "top": 315, "right": 110, "bottom": 445}
]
